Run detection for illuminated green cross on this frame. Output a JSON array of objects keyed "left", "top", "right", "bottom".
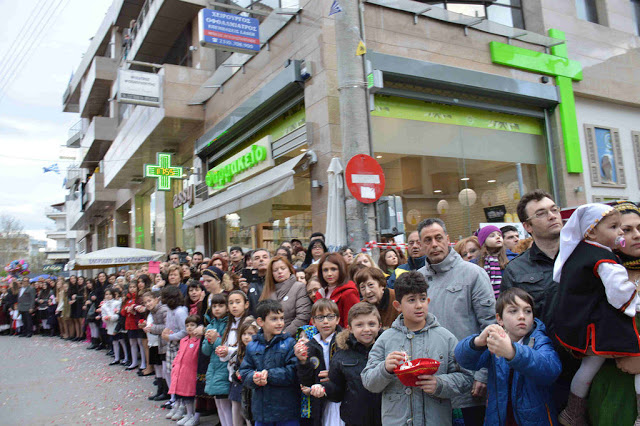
[
  {"left": 490, "top": 29, "right": 583, "bottom": 173},
  {"left": 144, "top": 153, "right": 183, "bottom": 191}
]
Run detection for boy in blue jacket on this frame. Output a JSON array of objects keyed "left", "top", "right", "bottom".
[
  {"left": 455, "top": 287, "right": 562, "bottom": 426},
  {"left": 239, "top": 299, "right": 300, "bottom": 426}
]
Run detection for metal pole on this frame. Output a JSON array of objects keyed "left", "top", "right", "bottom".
[{"left": 335, "top": 0, "right": 373, "bottom": 252}]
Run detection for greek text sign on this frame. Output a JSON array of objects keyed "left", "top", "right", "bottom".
[
  {"left": 206, "top": 137, "right": 274, "bottom": 193},
  {"left": 198, "top": 8, "right": 260, "bottom": 55},
  {"left": 117, "top": 69, "right": 161, "bottom": 107}
]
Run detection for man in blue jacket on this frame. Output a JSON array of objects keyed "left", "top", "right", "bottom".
[{"left": 387, "top": 230, "right": 425, "bottom": 289}]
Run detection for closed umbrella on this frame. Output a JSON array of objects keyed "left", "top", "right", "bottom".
[{"left": 325, "top": 157, "right": 347, "bottom": 252}]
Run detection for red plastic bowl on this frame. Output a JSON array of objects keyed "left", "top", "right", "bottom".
[{"left": 394, "top": 358, "right": 440, "bottom": 387}]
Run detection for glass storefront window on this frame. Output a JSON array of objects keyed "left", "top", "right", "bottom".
[
  {"left": 371, "top": 95, "right": 550, "bottom": 241},
  {"left": 149, "top": 192, "right": 156, "bottom": 251}
]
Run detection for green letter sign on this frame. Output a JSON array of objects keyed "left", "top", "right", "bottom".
[
  {"left": 144, "top": 153, "right": 183, "bottom": 191},
  {"left": 205, "top": 144, "right": 269, "bottom": 189},
  {"left": 489, "top": 29, "right": 583, "bottom": 173}
]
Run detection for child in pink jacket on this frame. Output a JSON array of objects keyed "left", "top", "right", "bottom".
[{"left": 166, "top": 315, "right": 202, "bottom": 425}]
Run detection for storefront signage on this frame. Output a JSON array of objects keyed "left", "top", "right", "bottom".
[
  {"left": 144, "top": 153, "right": 183, "bottom": 191},
  {"left": 372, "top": 95, "right": 543, "bottom": 136},
  {"left": 43, "top": 264, "right": 64, "bottom": 273},
  {"left": 173, "top": 184, "right": 194, "bottom": 208},
  {"left": 489, "top": 29, "right": 584, "bottom": 173},
  {"left": 117, "top": 69, "right": 161, "bottom": 107},
  {"left": 206, "top": 137, "right": 274, "bottom": 191},
  {"left": 345, "top": 154, "right": 386, "bottom": 204},
  {"left": 198, "top": 8, "right": 260, "bottom": 55},
  {"left": 483, "top": 205, "right": 507, "bottom": 223}
]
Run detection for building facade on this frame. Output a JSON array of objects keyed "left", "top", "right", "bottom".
[{"left": 58, "top": 0, "right": 640, "bottom": 262}]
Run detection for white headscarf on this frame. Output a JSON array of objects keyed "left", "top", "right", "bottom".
[{"left": 553, "top": 203, "right": 614, "bottom": 282}]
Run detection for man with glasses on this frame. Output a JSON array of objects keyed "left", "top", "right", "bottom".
[
  {"left": 499, "top": 189, "right": 562, "bottom": 327},
  {"left": 387, "top": 230, "right": 426, "bottom": 289}
]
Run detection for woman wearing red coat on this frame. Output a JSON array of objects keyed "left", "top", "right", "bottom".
[
  {"left": 315, "top": 253, "right": 360, "bottom": 328},
  {"left": 166, "top": 315, "right": 201, "bottom": 424}
]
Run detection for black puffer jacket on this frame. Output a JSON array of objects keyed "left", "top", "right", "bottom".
[
  {"left": 324, "top": 330, "right": 382, "bottom": 426},
  {"left": 297, "top": 327, "right": 341, "bottom": 426}
]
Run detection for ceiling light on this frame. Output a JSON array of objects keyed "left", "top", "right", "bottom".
[
  {"left": 487, "top": 179, "right": 496, "bottom": 183},
  {"left": 376, "top": 155, "right": 382, "bottom": 159},
  {"left": 434, "top": 190, "right": 442, "bottom": 193},
  {"left": 460, "top": 177, "right": 470, "bottom": 181},
  {"left": 300, "top": 148, "right": 307, "bottom": 152}
]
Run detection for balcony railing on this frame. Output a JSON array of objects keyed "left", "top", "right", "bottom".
[{"left": 67, "top": 120, "right": 83, "bottom": 147}]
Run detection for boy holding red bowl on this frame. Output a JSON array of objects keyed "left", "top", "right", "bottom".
[{"left": 362, "top": 271, "right": 473, "bottom": 426}]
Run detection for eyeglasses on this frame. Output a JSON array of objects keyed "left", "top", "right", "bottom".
[
  {"left": 526, "top": 206, "right": 560, "bottom": 221},
  {"left": 313, "top": 314, "right": 337, "bottom": 322}
]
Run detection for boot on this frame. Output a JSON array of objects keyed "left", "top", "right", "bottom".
[
  {"left": 559, "top": 392, "right": 588, "bottom": 426},
  {"left": 149, "top": 378, "right": 164, "bottom": 400},
  {"left": 154, "top": 379, "right": 170, "bottom": 401},
  {"left": 635, "top": 394, "right": 640, "bottom": 426},
  {"left": 86, "top": 338, "right": 99, "bottom": 350}
]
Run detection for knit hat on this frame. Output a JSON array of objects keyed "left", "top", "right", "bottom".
[
  {"left": 477, "top": 225, "right": 501, "bottom": 247},
  {"left": 202, "top": 266, "right": 224, "bottom": 282}
]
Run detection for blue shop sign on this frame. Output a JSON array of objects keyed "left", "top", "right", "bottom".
[{"left": 198, "top": 8, "right": 260, "bottom": 54}]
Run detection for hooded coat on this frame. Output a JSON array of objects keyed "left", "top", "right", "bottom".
[
  {"left": 324, "top": 330, "right": 383, "bottom": 426},
  {"left": 454, "top": 319, "right": 561, "bottom": 425},
  {"left": 201, "top": 315, "right": 230, "bottom": 396},
  {"left": 168, "top": 335, "right": 201, "bottom": 397},
  {"left": 315, "top": 281, "right": 360, "bottom": 329},
  {"left": 361, "top": 313, "right": 473, "bottom": 426}
]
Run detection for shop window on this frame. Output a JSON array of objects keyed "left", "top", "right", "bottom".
[
  {"left": 633, "top": 0, "right": 640, "bottom": 35},
  {"left": 427, "top": 1, "right": 524, "bottom": 29},
  {"left": 576, "top": 0, "right": 599, "bottom": 23},
  {"left": 371, "top": 95, "right": 550, "bottom": 239}
]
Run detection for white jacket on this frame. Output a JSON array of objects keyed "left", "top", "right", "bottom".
[{"left": 101, "top": 299, "right": 121, "bottom": 335}]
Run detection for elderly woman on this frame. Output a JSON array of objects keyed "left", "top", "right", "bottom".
[
  {"left": 588, "top": 202, "right": 640, "bottom": 425},
  {"left": 259, "top": 256, "right": 311, "bottom": 337}
]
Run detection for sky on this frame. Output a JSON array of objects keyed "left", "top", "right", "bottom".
[{"left": 0, "top": 0, "right": 112, "bottom": 244}]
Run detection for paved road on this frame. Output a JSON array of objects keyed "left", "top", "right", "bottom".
[{"left": 0, "top": 335, "right": 220, "bottom": 425}]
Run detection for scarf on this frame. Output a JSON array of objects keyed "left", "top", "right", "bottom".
[
  {"left": 296, "top": 325, "right": 318, "bottom": 419},
  {"left": 483, "top": 254, "right": 502, "bottom": 299},
  {"left": 189, "top": 302, "right": 199, "bottom": 316}
]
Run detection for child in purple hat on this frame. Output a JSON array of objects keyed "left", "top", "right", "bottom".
[{"left": 472, "top": 226, "right": 518, "bottom": 298}]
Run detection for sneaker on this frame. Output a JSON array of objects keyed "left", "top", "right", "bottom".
[
  {"left": 165, "top": 405, "right": 179, "bottom": 419},
  {"left": 171, "top": 405, "right": 186, "bottom": 421},
  {"left": 176, "top": 414, "right": 193, "bottom": 426},
  {"left": 183, "top": 416, "right": 200, "bottom": 426}
]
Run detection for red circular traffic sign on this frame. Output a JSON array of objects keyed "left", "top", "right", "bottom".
[{"left": 345, "top": 154, "right": 386, "bottom": 204}]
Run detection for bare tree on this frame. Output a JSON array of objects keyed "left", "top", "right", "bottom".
[{"left": 0, "top": 214, "right": 29, "bottom": 268}]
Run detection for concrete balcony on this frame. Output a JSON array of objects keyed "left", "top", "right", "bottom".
[
  {"left": 79, "top": 117, "right": 118, "bottom": 168},
  {"left": 68, "top": 172, "right": 118, "bottom": 231},
  {"left": 45, "top": 205, "right": 66, "bottom": 220},
  {"left": 79, "top": 56, "right": 118, "bottom": 118},
  {"left": 65, "top": 167, "right": 88, "bottom": 190},
  {"left": 45, "top": 248, "right": 71, "bottom": 261},
  {"left": 67, "top": 120, "right": 83, "bottom": 147},
  {"left": 46, "top": 230, "right": 67, "bottom": 240},
  {"left": 126, "top": 0, "right": 202, "bottom": 64},
  {"left": 103, "top": 64, "right": 209, "bottom": 189}
]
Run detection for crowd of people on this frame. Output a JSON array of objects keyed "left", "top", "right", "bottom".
[{"left": 1, "top": 189, "right": 640, "bottom": 426}]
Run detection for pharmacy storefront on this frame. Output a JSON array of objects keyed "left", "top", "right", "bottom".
[{"left": 184, "top": 103, "right": 314, "bottom": 253}]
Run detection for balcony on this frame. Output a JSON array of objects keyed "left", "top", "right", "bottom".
[
  {"left": 45, "top": 248, "right": 71, "bottom": 261},
  {"left": 65, "top": 167, "right": 87, "bottom": 190},
  {"left": 79, "top": 56, "right": 118, "bottom": 118},
  {"left": 126, "top": 0, "right": 202, "bottom": 64},
  {"left": 79, "top": 117, "right": 118, "bottom": 168},
  {"left": 67, "top": 120, "right": 83, "bottom": 147},
  {"left": 63, "top": 0, "right": 145, "bottom": 113},
  {"left": 45, "top": 205, "right": 66, "bottom": 220},
  {"left": 46, "top": 230, "right": 67, "bottom": 240},
  {"left": 103, "top": 64, "right": 209, "bottom": 188}
]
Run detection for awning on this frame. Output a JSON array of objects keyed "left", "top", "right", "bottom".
[
  {"left": 183, "top": 152, "right": 310, "bottom": 228},
  {"left": 70, "top": 247, "right": 165, "bottom": 270}
]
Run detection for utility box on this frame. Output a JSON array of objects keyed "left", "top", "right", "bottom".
[{"left": 376, "top": 196, "right": 405, "bottom": 237}]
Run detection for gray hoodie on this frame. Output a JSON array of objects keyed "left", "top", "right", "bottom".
[
  {"left": 361, "top": 313, "right": 472, "bottom": 426},
  {"left": 418, "top": 248, "right": 496, "bottom": 408}
]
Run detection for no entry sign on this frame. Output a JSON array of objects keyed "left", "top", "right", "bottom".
[{"left": 345, "top": 154, "right": 386, "bottom": 204}]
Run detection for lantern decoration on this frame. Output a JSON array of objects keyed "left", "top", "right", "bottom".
[
  {"left": 458, "top": 188, "right": 477, "bottom": 207},
  {"left": 436, "top": 200, "right": 449, "bottom": 215}
]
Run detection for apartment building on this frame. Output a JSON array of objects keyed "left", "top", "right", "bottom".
[{"left": 61, "top": 0, "right": 640, "bottom": 259}]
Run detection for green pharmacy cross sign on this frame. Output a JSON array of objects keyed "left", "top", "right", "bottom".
[
  {"left": 144, "top": 153, "right": 183, "bottom": 191},
  {"left": 490, "top": 29, "right": 584, "bottom": 173}
]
